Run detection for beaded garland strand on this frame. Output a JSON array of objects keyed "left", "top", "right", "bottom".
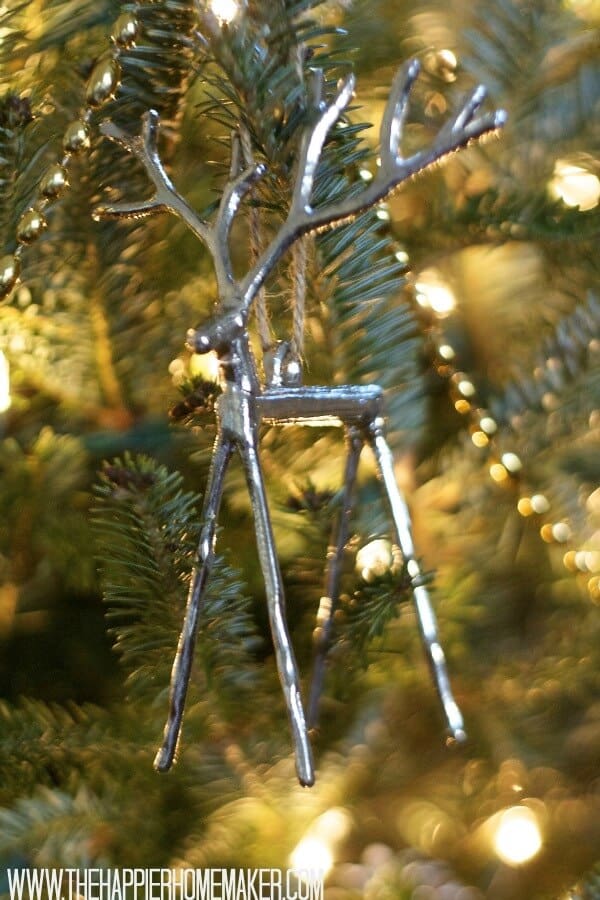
[
  {"left": 0, "top": 8, "right": 140, "bottom": 300},
  {"left": 424, "top": 288, "right": 599, "bottom": 599}
]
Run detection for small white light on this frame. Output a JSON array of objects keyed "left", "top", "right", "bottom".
[
  {"left": 359, "top": 167, "right": 374, "bottom": 182},
  {"left": 501, "top": 452, "right": 522, "bottom": 473},
  {"left": 549, "top": 159, "right": 600, "bottom": 211},
  {"left": 479, "top": 416, "right": 497, "bottom": 435},
  {"left": 0, "top": 350, "right": 11, "bottom": 413},
  {"left": 493, "top": 806, "right": 543, "bottom": 866},
  {"left": 552, "top": 522, "right": 571, "bottom": 543},
  {"left": 210, "top": 0, "right": 240, "bottom": 24},
  {"left": 531, "top": 494, "right": 550, "bottom": 514},
  {"left": 585, "top": 551, "right": 600, "bottom": 573},
  {"left": 438, "top": 343, "right": 456, "bottom": 361}
]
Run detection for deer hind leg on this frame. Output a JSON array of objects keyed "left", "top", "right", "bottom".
[
  {"left": 367, "top": 417, "right": 466, "bottom": 743},
  {"left": 308, "top": 425, "right": 363, "bottom": 729},
  {"left": 155, "top": 433, "right": 234, "bottom": 772},
  {"left": 238, "top": 435, "right": 315, "bottom": 787}
]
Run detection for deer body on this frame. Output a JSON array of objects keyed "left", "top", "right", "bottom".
[{"left": 97, "top": 59, "right": 505, "bottom": 785}]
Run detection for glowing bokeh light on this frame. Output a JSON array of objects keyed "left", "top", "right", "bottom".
[
  {"left": 189, "top": 350, "right": 221, "bottom": 381},
  {"left": 493, "top": 806, "right": 543, "bottom": 866},
  {"left": 289, "top": 837, "right": 334, "bottom": 876},
  {"left": 210, "top": 0, "right": 239, "bottom": 24},
  {"left": 415, "top": 269, "right": 456, "bottom": 317},
  {"left": 289, "top": 808, "right": 351, "bottom": 878}
]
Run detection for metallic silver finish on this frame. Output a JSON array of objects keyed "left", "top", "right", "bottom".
[
  {"left": 368, "top": 419, "right": 466, "bottom": 743},
  {"left": 154, "top": 432, "right": 233, "bottom": 773},
  {"left": 96, "top": 61, "right": 504, "bottom": 781},
  {"left": 308, "top": 425, "right": 363, "bottom": 728}
]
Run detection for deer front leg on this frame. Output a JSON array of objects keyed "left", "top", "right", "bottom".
[
  {"left": 308, "top": 426, "right": 363, "bottom": 729},
  {"left": 155, "top": 432, "right": 234, "bottom": 772},
  {"left": 237, "top": 432, "right": 315, "bottom": 787},
  {"left": 367, "top": 418, "right": 466, "bottom": 743}
]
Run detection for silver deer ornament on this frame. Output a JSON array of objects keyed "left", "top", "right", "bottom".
[{"left": 96, "top": 60, "right": 506, "bottom": 787}]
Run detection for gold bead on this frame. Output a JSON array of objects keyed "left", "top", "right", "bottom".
[
  {"left": 40, "top": 164, "right": 68, "bottom": 198},
  {"left": 0, "top": 255, "right": 20, "bottom": 299},
  {"left": 63, "top": 119, "right": 90, "bottom": 153},
  {"left": 86, "top": 58, "right": 121, "bottom": 108},
  {"left": 17, "top": 208, "right": 47, "bottom": 244},
  {"left": 113, "top": 11, "right": 139, "bottom": 48}
]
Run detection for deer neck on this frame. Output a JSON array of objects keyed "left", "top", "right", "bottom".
[{"left": 218, "top": 331, "right": 260, "bottom": 395}]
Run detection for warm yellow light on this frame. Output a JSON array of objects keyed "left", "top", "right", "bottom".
[
  {"left": 563, "top": 0, "right": 600, "bottom": 21},
  {"left": 189, "top": 351, "right": 221, "bottom": 381},
  {"left": 289, "top": 837, "right": 333, "bottom": 875},
  {"left": 210, "top": 0, "right": 240, "bottom": 24},
  {"left": 518, "top": 498, "right": 534, "bottom": 517},
  {"left": 471, "top": 429, "right": 489, "bottom": 448},
  {"left": 549, "top": 160, "right": 600, "bottom": 211},
  {"left": 0, "top": 350, "right": 11, "bottom": 413},
  {"left": 415, "top": 269, "right": 456, "bottom": 317},
  {"left": 490, "top": 463, "right": 508, "bottom": 483},
  {"left": 289, "top": 807, "right": 351, "bottom": 878},
  {"left": 454, "top": 398, "right": 471, "bottom": 414},
  {"left": 493, "top": 806, "right": 543, "bottom": 866}
]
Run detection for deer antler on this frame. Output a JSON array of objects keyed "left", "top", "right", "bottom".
[
  {"left": 240, "top": 59, "right": 506, "bottom": 310},
  {"left": 94, "top": 110, "right": 265, "bottom": 301},
  {"left": 95, "top": 60, "right": 505, "bottom": 315}
]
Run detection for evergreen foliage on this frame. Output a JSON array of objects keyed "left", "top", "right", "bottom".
[{"left": 0, "top": 0, "right": 598, "bottom": 895}]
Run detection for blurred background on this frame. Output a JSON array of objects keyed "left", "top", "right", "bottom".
[{"left": 0, "top": 0, "right": 598, "bottom": 897}]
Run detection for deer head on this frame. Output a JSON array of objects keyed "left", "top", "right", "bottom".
[{"left": 95, "top": 60, "right": 506, "bottom": 386}]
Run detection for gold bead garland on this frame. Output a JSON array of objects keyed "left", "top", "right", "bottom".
[
  {"left": 0, "top": 7, "right": 141, "bottom": 303},
  {"left": 0, "top": 255, "right": 20, "bottom": 296},
  {"left": 39, "top": 164, "right": 69, "bottom": 199},
  {"left": 16, "top": 208, "right": 47, "bottom": 244},
  {"left": 86, "top": 58, "right": 122, "bottom": 108},
  {"left": 424, "top": 309, "right": 598, "bottom": 594}
]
